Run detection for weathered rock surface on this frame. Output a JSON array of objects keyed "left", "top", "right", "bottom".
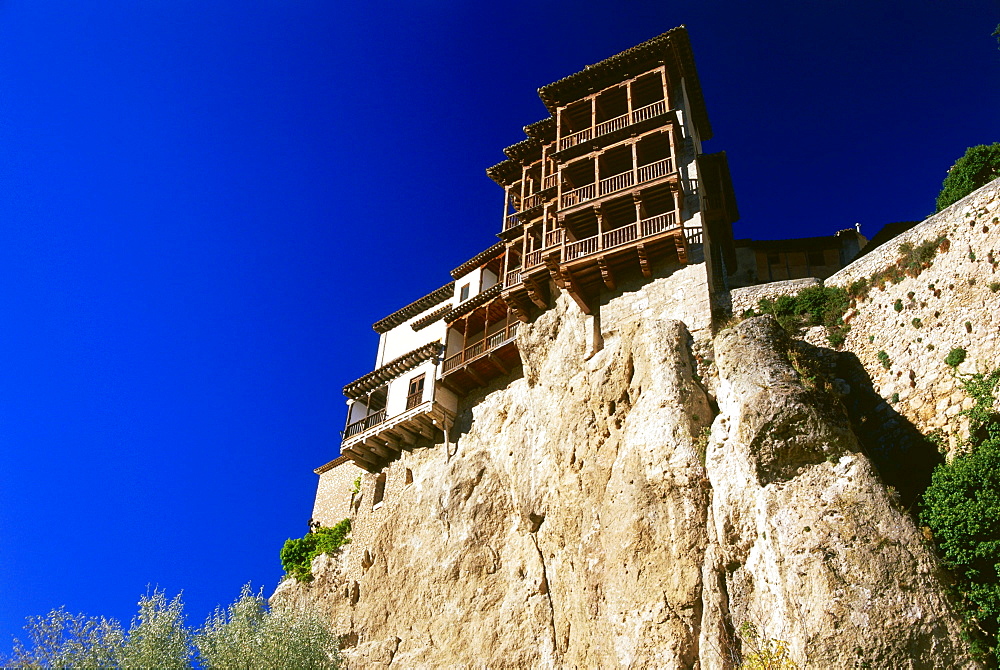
[
  {"left": 701, "top": 317, "right": 973, "bottom": 669},
  {"left": 273, "top": 289, "right": 976, "bottom": 667}
]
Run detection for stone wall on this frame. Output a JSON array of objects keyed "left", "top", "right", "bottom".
[
  {"left": 729, "top": 277, "right": 821, "bottom": 315},
  {"left": 826, "top": 177, "right": 1000, "bottom": 449},
  {"left": 312, "top": 457, "right": 366, "bottom": 528}
]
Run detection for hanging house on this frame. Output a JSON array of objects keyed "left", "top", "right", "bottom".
[{"left": 319, "top": 26, "right": 739, "bottom": 475}]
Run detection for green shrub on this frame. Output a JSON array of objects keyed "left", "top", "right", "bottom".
[
  {"left": 894, "top": 299, "right": 904, "bottom": 312},
  {"left": 946, "top": 348, "right": 968, "bottom": 368},
  {"left": 936, "top": 143, "right": 1000, "bottom": 212},
  {"left": 912, "top": 317, "right": 922, "bottom": 328},
  {"left": 280, "top": 519, "right": 352, "bottom": 583},
  {"left": 921, "top": 369, "right": 1000, "bottom": 663},
  {"left": 754, "top": 286, "right": 850, "bottom": 346},
  {"left": 877, "top": 350, "right": 891, "bottom": 369}
]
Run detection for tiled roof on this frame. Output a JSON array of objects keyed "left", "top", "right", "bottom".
[
  {"left": 343, "top": 341, "right": 443, "bottom": 400},
  {"left": 373, "top": 282, "right": 455, "bottom": 333},
  {"left": 440, "top": 283, "right": 503, "bottom": 323},
  {"left": 450, "top": 241, "right": 505, "bottom": 279}
]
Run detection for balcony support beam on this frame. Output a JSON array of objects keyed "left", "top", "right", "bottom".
[
  {"left": 561, "top": 268, "right": 592, "bottom": 315},
  {"left": 598, "top": 258, "right": 616, "bottom": 290},
  {"left": 524, "top": 276, "right": 548, "bottom": 309},
  {"left": 637, "top": 243, "right": 652, "bottom": 278}
]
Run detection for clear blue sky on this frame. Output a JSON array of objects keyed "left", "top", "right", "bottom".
[{"left": 0, "top": 0, "right": 997, "bottom": 648}]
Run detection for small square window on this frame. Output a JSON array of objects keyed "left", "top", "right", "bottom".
[{"left": 460, "top": 284, "right": 470, "bottom": 302}]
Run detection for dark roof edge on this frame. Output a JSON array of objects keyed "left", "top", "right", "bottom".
[
  {"left": 314, "top": 454, "right": 354, "bottom": 475},
  {"left": 343, "top": 341, "right": 443, "bottom": 400},
  {"left": 450, "top": 241, "right": 505, "bottom": 279},
  {"left": 441, "top": 283, "right": 503, "bottom": 322},
  {"left": 373, "top": 282, "right": 455, "bottom": 333}
]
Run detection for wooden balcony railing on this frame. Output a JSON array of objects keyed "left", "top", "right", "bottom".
[
  {"left": 561, "top": 157, "right": 673, "bottom": 209},
  {"left": 344, "top": 408, "right": 387, "bottom": 438},
  {"left": 559, "top": 127, "right": 593, "bottom": 151},
  {"left": 504, "top": 213, "right": 521, "bottom": 231},
  {"left": 524, "top": 250, "right": 543, "bottom": 269},
  {"left": 545, "top": 228, "right": 565, "bottom": 248},
  {"left": 543, "top": 174, "right": 558, "bottom": 189},
  {"left": 637, "top": 157, "right": 672, "bottom": 183},
  {"left": 442, "top": 323, "right": 518, "bottom": 373},
  {"left": 561, "top": 183, "right": 596, "bottom": 208},
  {"left": 599, "top": 171, "right": 635, "bottom": 196},
  {"left": 504, "top": 268, "right": 522, "bottom": 288},
  {"left": 558, "top": 100, "right": 668, "bottom": 151},
  {"left": 523, "top": 193, "right": 544, "bottom": 210},
  {"left": 405, "top": 393, "right": 422, "bottom": 411},
  {"left": 564, "top": 212, "right": 681, "bottom": 262}
]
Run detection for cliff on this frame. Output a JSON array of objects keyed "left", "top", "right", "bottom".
[{"left": 272, "top": 223, "right": 993, "bottom": 666}]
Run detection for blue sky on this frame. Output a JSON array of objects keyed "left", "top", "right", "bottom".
[{"left": 0, "top": 0, "right": 997, "bottom": 648}]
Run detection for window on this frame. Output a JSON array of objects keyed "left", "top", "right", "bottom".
[
  {"left": 372, "top": 473, "right": 386, "bottom": 508},
  {"left": 460, "top": 284, "right": 470, "bottom": 302},
  {"left": 406, "top": 374, "right": 425, "bottom": 410}
]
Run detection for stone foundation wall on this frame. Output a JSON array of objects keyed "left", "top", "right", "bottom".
[
  {"left": 312, "top": 457, "right": 366, "bottom": 528},
  {"left": 826, "top": 178, "right": 1000, "bottom": 450}
]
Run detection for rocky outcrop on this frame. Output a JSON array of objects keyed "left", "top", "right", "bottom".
[
  {"left": 273, "top": 281, "right": 976, "bottom": 667},
  {"left": 701, "top": 317, "right": 973, "bottom": 668}
]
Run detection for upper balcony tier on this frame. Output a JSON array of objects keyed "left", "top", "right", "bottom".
[
  {"left": 557, "top": 100, "right": 668, "bottom": 153},
  {"left": 538, "top": 26, "right": 711, "bottom": 142}
]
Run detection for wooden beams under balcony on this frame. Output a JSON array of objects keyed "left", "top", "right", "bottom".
[{"left": 341, "top": 400, "right": 455, "bottom": 473}]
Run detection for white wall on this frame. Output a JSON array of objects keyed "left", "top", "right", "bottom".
[
  {"left": 384, "top": 358, "right": 438, "bottom": 418},
  {"left": 377, "top": 310, "right": 449, "bottom": 367}
]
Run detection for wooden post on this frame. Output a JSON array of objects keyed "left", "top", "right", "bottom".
[
  {"left": 502, "top": 184, "right": 511, "bottom": 229},
  {"left": 626, "top": 79, "right": 634, "bottom": 117},
  {"left": 590, "top": 96, "right": 596, "bottom": 133},
  {"left": 630, "top": 140, "right": 638, "bottom": 184}
]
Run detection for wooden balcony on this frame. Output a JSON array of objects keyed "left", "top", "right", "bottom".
[
  {"left": 341, "top": 399, "right": 455, "bottom": 473},
  {"left": 560, "top": 157, "right": 673, "bottom": 209},
  {"left": 543, "top": 174, "right": 558, "bottom": 190},
  {"left": 443, "top": 323, "right": 517, "bottom": 374},
  {"left": 504, "top": 268, "right": 522, "bottom": 288},
  {"left": 504, "top": 213, "right": 522, "bottom": 231},
  {"left": 441, "top": 322, "right": 520, "bottom": 394},
  {"left": 344, "top": 408, "right": 387, "bottom": 439},
  {"left": 564, "top": 212, "right": 679, "bottom": 262},
  {"left": 558, "top": 100, "right": 668, "bottom": 151}
]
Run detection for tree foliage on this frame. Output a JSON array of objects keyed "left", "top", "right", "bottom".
[
  {"left": 196, "top": 585, "right": 340, "bottom": 670},
  {"left": 5, "top": 586, "right": 340, "bottom": 669},
  {"left": 936, "top": 143, "right": 1000, "bottom": 212}
]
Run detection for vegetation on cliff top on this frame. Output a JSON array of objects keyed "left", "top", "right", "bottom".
[
  {"left": 4, "top": 587, "right": 340, "bottom": 669},
  {"left": 921, "top": 368, "right": 1000, "bottom": 664},
  {"left": 281, "top": 519, "right": 352, "bottom": 583},
  {"left": 742, "top": 285, "right": 850, "bottom": 346},
  {"left": 936, "top": 143, "right": 1000, "bottom": 212}
]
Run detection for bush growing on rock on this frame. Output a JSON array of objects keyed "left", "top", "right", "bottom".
[
  {"left": 281, "top": 519, "right": 352, "bottom": 582},
  {"left": 921, "top": 369, "right": 1000, "bottom": 663}
]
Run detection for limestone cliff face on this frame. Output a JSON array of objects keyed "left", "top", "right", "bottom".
[{"left": 273, "top": 275, "right": 976, "bottom": 668}]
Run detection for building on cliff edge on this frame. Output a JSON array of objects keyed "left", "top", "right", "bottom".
[
  {"left": 310, "top": 26, "right": 746, "bottom": 525},
  {"left": 308, "top": 26, "right": 868, "bottom": 524}
]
